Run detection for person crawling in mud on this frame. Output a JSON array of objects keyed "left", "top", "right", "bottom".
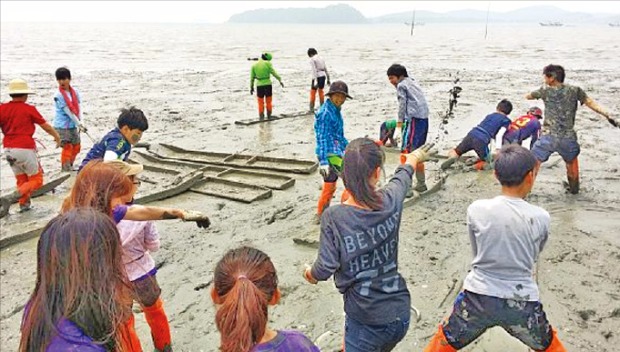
[
  {"left": 63, "top": 159, "right": 210, "bottom": 228},
  {"left": 525, "top": 64, "right": 619, "bottom": 194},
  {"left": 424, "top": 144, "right": 566, "bottom": 352},
  {"left": 441, "top": 99, "right": 513, "bottom": 171},
  {"left": 78, "top": 106, "right": 148, "bottom": 171},
  {"left": 377, "top": 118, "right": 398, "bottom": 148},
  {"left": 314, "top": 80, "right": 352, "bottom": 222},
  {"left": 211, "top": 246, "right": 320, "bottom": 352},
  {"left": 304, "top": 138, "right": 434, "bottom": 352},
  {"left": 502, "top": 106, "right": 543, "bottom": 150}
]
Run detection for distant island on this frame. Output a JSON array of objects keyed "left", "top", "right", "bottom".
[
  {"left": 228, "top": 4, "right": 367, "bottom": 24},
  {"left": 227, "top": 3, "right": 619, "bottom": 25}
]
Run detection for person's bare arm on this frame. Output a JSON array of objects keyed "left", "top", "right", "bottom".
[
  {"left": 584, "top": 97, "right": 618, "bottom": 127},
  {"left": 524, "top": 93, "right": 535, "bottom": 100},
  {"left": 40, "top": 123, "right": 61, "bottom": 148},
  {"left": 125, "top": 205, "right": 211, "bottom": 228}
]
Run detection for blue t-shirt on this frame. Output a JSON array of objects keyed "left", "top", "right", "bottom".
[
  {"left": 469, "top": 112, "right": 511, "bottom": 144},
  {"left": 53, "top": 89, "right": 82, "bottom": 129},
  {"left": 252, "top": 330, "right": 320, "bottom": 352},
  {"left": 79, "top": 128, "right": 131, "bottom": 170},
  {"left": 311, "top": 165, "right": 413, "bottom": 325}
]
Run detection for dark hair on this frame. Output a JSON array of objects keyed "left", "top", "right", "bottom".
[
  {"left": 307, "top": 48, "right": 318, "bottom": 57},
  {"left": 496, "top": 99, "right": 513, "bottom": 115},
  {"left": 213, "top": 246, "right": 278, "bottom": 352},
  {"left": 62, "top": 159, "right": 133, "bottom": 217},
  {"left": 55, "top": 67, "right": 71, "bottom": 80},
  {"left": 494, "top": 144, "right": 537, "bottom": 187},
  {"left": 19, "top": 209, "right": 132, "bottom": 352},
  {"left": 117, "top": 106, "right": 149, "bottom": 131},
  {"left": 9, "top": 94, "right": 27, "bottom": 98},
  {"left": 387, "top": 64, "right": 408, "bottom": 78},
  {"left": 543, "top": 64, "right": 565, "bottom": 83},
  {"left": 342, "top": 138, "right": 385, "bottom": 210}
]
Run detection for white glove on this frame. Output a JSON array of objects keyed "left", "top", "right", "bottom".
[{"left": 319, "top": 165, "right": 330, "bottom": 178}]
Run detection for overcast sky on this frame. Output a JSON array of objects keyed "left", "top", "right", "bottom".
[{"left": 2, "top": 1, "right": 619, "bottom": 23}]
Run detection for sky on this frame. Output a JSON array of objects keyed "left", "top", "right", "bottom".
[{"left": 1, "top": 1, "right": 620, "bottom": 23}]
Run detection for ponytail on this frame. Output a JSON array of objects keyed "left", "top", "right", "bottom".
[
  {"left": 342, "top": 138, "right": 385, "bottom": 210},
  {"left": 213, "top": 247, "right": 278, "bottom": 352}
]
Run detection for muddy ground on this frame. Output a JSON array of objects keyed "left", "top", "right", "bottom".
[{"left": 1, "top": 23, "right": 619, "bottom": 351}]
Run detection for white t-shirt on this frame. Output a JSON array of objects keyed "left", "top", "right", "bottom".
[
  {"left": 309, "top": 55, "right": 327, "bottom": 79},
  {"left": 463, "top": 195, "right": 550, "bottom": 301}
]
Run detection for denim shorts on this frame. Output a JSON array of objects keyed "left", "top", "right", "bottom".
[
  {"left": 442, "top": 290, "right": 553, "bottom": 350},
  {"left": 344, "top": 313, "right": 410, "bottom": 352},
  {"left": 531, "top": 135, "right": 580, "bottom": 162}
]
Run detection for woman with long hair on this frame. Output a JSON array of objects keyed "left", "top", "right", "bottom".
[
  {"left": 19, "top": 208, "right": 134, "bottom": 351},
  {"left": 212, "top": 246, "right": 319, "bottom": 352},
  {"left": 303, "top": 137, "right": 433, "bottom": 351}
]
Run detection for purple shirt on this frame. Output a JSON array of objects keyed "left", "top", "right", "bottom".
[
  {"left": 112, "top": 204, "right": 128, "bottom": 224},
  {"left": 46, "top": 318, "right": 106, "bottom": 352},
  {"left": 251, "top": 330, "right": 319, "bottom": 352}
]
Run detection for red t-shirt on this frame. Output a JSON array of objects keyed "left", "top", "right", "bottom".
[{"left": 0, "top": 101, "right": 47, "bottom": 149}]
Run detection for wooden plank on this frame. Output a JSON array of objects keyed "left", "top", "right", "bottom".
[
  {"left": 234, "top": 111, "right": 312, "bottom": 126},
  {"left": 190, "top": 177, "right": 272, "bottom": 203},
  {"left": 133, "top": 173, "right": 204, "bottom": 205},
  {"left": 216, "top": 169, "right": 295, "bottom": 190}
]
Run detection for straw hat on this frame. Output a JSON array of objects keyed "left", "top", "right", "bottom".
[
  {"left": 7, "top": 79, "right": 35, "bottom": 95},
  {"left": 104, "top": 159, "right": 144, "bottom": 176}
]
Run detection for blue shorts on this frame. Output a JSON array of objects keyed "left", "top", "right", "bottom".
[
  {"left": 345, "top": 313, "right": 410, "bottom": 352},
  {"left": 455, "top": 132, "right": 489, "bottom": 160},
  {"left": 401, "top": 118, "right": 428, "bottom": 153},
  {"left": 442, "top": 290, "right": 553, "bottom": 350},
  {"left": 531, "top": 135, "right": 580, "bottom": 162}
]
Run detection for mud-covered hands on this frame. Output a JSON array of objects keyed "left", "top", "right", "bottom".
[
  {"left": 403, "top": 143, "right": 435, "bottom": 165},
  {"left": 180, "top": 210, "right": 211, "bottom": 229},
  {"left": 607, "top": 115, "right": 619, "bottom": 128},
  {"left": 303, "top": 264, "right": 318, "bottom": 284}
]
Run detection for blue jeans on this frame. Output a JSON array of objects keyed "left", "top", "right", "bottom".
[{"left": 344, "top": 314, "right": 410, "bottom": 352}]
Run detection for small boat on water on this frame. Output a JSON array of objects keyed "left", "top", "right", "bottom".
[
  {"left": 540, "top": 21, "right": 563, "bottom": 27},
  {"left": 610, "top": 22, "right": 620, "bottom": 27}
]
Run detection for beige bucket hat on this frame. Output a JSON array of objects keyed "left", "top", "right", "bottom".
[
  {"left": 104, "top": 159, "right": 144, "bottom": 176},
  {"left": 7, "top": 79, "right": 35, "bottom": 95}
]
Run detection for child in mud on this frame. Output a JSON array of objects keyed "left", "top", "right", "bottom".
[
  {"left": 424, "top": 144, "right": 566, "bottom": 352},
  {"left": 250, "top": 52, "right": 284, "bottom": 120},
  {"left": 78, "top": 106, "right": 148, "bottom": 171},
  {"left": 441, "top": 99, "right": 513, "bottom": 171},
  {"left": 0, "top": 79, "right": 61, "bottom": 217},
  {"left": 110, "top": 160, "right": 172, "bottom": 352},
  {"left": 387, "top": 64, "right": 430, "bottom": 194},
  {"left": 525, "top": 64, "right": 618, "bottom": 194},
  {"left": 53, "top": 67, "right": 86, "bottom": 172},
  {"left": 303, "top": 138, "right": 434, "bottom": 352},
  {"left": 378, "top": 119, "right": 398, "bottom": 147},
  {"left": 212, "top": 246, "right": 320, "bottom": 352},
  {"left": 307, "top": 48, "right": 330, "bottom": 113},
  {"left": 19, "top": 209, "right": 135, "bottom": 351},
  {"left": 314, "top": 80, "right": 352, "bottom": 220},
  {"left": 502, "top": 106, "right": 543, "bottom": 150}
]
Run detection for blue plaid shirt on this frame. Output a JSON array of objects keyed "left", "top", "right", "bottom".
[{"left": 314, "top": 99, "right": 348, "bottom": 166}]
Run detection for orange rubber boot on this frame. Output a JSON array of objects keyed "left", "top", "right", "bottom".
[
  {"left": 142, "top": 298, "right": 172, "bottom": 351},
  {"left": 565, "top": 158, "right": 579, "bottom": 194},
  {"left": 473, "top": 160, "right": 487, "bottom": 171},
  {"left": 318, "top": 88, "right": 325, "bottom": 105},
  {"left": 266, "top": 96, "right": 273, "bottom": 117},
  {"left": 257, "top": 97, "right": 265, "bottom": 114},
  {"left": 317, "top": 182, "right": 337, "bottom": 216},
  {"left": 70, "top": 143, "right": 81, "bottom": 165},
  {"left": 120, "top": 314, "right": 143, "bottom": 352},
  {"left": 15, "top": 174, "right": 28, "bottom": 190},
  {"left": 61, "top": 144, "right": 72, "bottom": 171},
  {"left": 424, "top": 325, "right": 458, "bottom": 352},
  {"left": 18, "top": 170, "right": 43, "bottom": 205},
  {"left": 537, "top": 328, "right": 567, "bottom": 352}
]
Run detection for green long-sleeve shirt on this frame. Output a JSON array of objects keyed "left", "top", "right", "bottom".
[{"left": 250, "top": 59, "right": 282, "bottom": 89}]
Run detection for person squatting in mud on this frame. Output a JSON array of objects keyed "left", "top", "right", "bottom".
[
  {"left": 79, "top": 106, "right": 149, "bottom": 171},
  {"left": 377, "top": 118, "right": 398, "bottom": 148},
  {"left": 307, "top": 47, "right": 331, "bottom": 113},
  {"left": 314, "top": 80, "right": 353, "bottom": 221},
  {"left": 53, "top": 67, "right": 87, "bottom": 172},
  {"left": 386, "top": 64, "right": 430, "bottom": 195},
  {"left": 0, "top": 79, "right": 61, "bottom": 217},
  {"left": 19, "top": 209, "right": 136, "bottom": 351},
  {"left": 250, "top": 52, "right": 284, "bottom": 121},
  {"left": 304, "top": 137, "right": 434, "bottom": 352},
  {"left": 441, "top": 99, "right": 513, "bottom": 171},
  {"left": 425, "top": 144, "right": 566, "bottom": 352},
  {"left": 525, "top": 64, "right": 619, "bottom": 194},
  {"left": 502, "top": 106, "right": 544, "bottom": 150},
  {"left": 212, "top": 246, "right": 320, "bottom": 352}
]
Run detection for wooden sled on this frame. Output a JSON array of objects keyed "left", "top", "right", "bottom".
[
  {"left": 1, "top": 173, "right": 70, "bottom": 204},
  {"left": 234, "top": 111, "right": 313, "bottom": 126},
  {"left": 149, "top": 143, "right": 318, "bottom": 174},
  {"left": 190, "top": 177, "right": 272, "bottom": 203}
]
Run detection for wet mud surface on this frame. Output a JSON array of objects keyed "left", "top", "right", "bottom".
[{"left": 2, "top": 23, "right": 620, "bottom": 351}]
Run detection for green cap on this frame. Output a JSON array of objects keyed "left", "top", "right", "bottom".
[{"left": 262, "top": 52, "right": 273, "bottom": 61}]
